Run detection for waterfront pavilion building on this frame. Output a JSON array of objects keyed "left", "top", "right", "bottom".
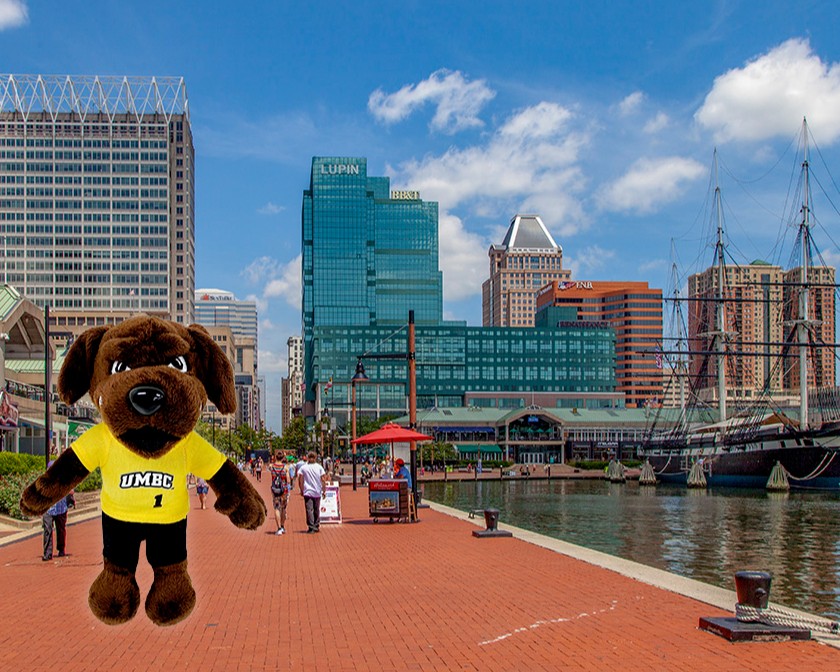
[{"left": 0, "top": 74, "right": 195, "bottom": 339}]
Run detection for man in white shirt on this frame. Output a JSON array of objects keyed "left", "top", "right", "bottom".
[{"left": 297, "top": 451, "right": 327, "bottom": 533}]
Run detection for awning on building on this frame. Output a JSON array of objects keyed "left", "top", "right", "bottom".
[{"left": 454, "top": 444, "right": 503, "bottom": 455}]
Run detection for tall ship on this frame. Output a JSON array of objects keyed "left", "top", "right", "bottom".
[{"left": 641, "top": 121, "right": 840, "bottom": 490}]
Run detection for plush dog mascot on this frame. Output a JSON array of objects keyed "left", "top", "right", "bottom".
[{"left": 20, "top": 315, "right": 267, "bottom": 626}]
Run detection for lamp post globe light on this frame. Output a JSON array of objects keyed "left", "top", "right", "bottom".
[{"left": 350, "top": 358, "right": 368, "bottom": 491}]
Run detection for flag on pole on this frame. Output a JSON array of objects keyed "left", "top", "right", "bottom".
[
  {"left": 655, "top": 346, "right": 663, "bottom": 369},
  {"left": 325, "top": 377, "right": 333, "bottom": 392}
]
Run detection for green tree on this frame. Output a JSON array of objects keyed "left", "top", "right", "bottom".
[
  {"left": 420, "top": 441, "right": 457, "bottom": 466},
  {"left": 278, "top": 416, "right": 307, "bottom": 456}
]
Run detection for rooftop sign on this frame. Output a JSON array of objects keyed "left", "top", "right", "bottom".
[
  {"left": 320, "top": 163, "right": 360, "bottom": 175},
  {"left": 391, "top": 190, "right": 420, "bottom": 200}
]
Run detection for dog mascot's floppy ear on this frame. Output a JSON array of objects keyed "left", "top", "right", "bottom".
[
  {"left": 20, "top": 315, "right": 267, "bottom": 627},
  {"left": 187, "top": 324, "right": 237, "bottom": 415},
  {"left": 57, "top": 327, "right": 108, "bottom": 404}
]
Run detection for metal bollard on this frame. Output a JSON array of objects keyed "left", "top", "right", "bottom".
[
  {"left": 735, "top": 571, "right": 772, "bottom": 609},
  {"left": 483, "top": 508, "right": 500, "bottom": 531},
  {"left": 472, "top": 508, "right": 512, "bottom": 538}
]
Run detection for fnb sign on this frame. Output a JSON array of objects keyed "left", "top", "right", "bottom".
[
  {"left": 320, "top": 164, "right": 360, "bottom": 175},
  {"left": 559, "top": 281, "right": 594, "bottom": 290}
]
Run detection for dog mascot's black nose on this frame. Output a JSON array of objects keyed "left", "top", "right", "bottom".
[{"left": 128, "top": 385, "right": 166, "bottom": 416}]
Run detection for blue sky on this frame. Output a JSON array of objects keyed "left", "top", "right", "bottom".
[{"left": 3, "top": 1, "right": 840, "bottom": 431}]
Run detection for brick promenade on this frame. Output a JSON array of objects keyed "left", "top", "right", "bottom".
[{"left": 2, "top": 473, "right": 839, "bottom": 671}]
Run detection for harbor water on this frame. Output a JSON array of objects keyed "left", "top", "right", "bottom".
[{"left": 424, "top": 478, "right": 840, "bottom": 620}]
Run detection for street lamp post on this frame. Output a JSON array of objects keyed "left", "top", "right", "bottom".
[
  {"left": 351, "top": 358, "right": 368, "bottom": 491},
  {"left": 354, "top": 311, "right": 419, "bottom": 505}
]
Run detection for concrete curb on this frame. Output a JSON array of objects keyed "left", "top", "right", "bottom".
[
  {"left": 426, "top": 499, "right": 840, "bottom": 650},
  {"left": 0, "top": 506, "right": 102, "bottom": 547}
]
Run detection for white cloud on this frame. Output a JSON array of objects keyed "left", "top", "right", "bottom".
[
  {"left": 242, "top": 256, "right": 284, "bottom": 286},
  {"left": 396, "top": 102, "right": 585, "bottom": 211},
  {"left": 388, "top": 101, "right": 591, "bottom": 301},
  {"left": 597, "top": 156, "right": 705, "bottom": 214},
  {"left": 619, "top": 91, "right": 645, "bottom": 116},
  {"left": 638, "top": 258, "right": 669, "bottom": 274},
  {"left": 368, "top": 69, "right": 495, "bottom": 134},
  {"left": 565, "top": 246, "right": 616, "bottom": 278},
  {"left": 258, "top": 349, "right": 287, "bottom": 374},
  {"left": 263, "top": 254, "right": 302, "bottom": 310},
  {"left": 643, "top": 112, "right": 670, "bottom": 134},
  {"left": 696, "top": 38, "right": 840, "bottom": 143},
  {"left": 437, "top": 213, "right": 489, "bottom": 302},
  {"left": 0, "top": 0, "right": 27, "bottom": 30},
  {"left": 258, "top": 202, "right": 284, "bottom": 215}
]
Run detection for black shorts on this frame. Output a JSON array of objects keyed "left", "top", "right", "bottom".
[{"left": 101, "top": 512, "right": 188, "bottom": 570}]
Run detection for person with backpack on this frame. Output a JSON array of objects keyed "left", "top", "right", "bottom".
[{"left": 269, "top": 458, "right": 289, "bottom": 535}]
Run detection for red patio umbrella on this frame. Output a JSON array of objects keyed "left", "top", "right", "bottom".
[
  {"left": 351, "top": 422, "right": 433, "bottom": 467},
  {"left": 350, "top": 422, "right": 433, "bottom": 446}
]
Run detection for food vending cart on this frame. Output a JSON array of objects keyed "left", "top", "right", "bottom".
[{"left": 368, "top": 479, "right": 408, "bottom": 522}]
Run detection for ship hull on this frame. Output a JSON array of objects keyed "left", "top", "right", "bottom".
[{"left": 642, "top": 429, "right": 840, "bottom": 490}]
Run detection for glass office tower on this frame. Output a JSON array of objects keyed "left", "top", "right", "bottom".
[{"left": 302, "top": 157, "right": 442, "bottom": 412}]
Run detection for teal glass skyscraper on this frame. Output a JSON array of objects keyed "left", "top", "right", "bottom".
[{"left": 302, "top": 157, "right": 442, "bottom": 410}]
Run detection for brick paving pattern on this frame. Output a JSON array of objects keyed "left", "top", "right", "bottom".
[{"left": 1, "top": 473, "right": 839, "bottom": 671}]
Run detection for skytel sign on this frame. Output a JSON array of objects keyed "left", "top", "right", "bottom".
[{"left": 320, "top": 163, "right": 360, "bottom": 175}]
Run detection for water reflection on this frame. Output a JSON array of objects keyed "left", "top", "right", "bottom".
[{"left": 424, "top": 479, "right": 840, "bottom": 620}]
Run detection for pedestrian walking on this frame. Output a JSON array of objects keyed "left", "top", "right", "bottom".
[
  {"left": 297, "top": 451, "right": 326, "bottom": 533},
  {"left": 42, "top": 486, "right": 72, "bottom": 561},
  {"left": 269, "top": 459, "right": 290, "bottom": 535},
  {"left": 195, "top": 477, "right": 209, "bottom": 509}
]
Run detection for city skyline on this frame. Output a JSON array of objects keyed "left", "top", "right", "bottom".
[{"left": 3, "top": 1, "right": 840, "bottom": 430}]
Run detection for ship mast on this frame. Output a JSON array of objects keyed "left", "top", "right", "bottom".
[
  {"left": 668, "top": 246, "right": 688, "bottom": 427},
  {"left": 798, "top": 119, "right": 812, "bottom": 430},
  {"left": 713, "top": 150, "right": 728, "bottom": 422}
]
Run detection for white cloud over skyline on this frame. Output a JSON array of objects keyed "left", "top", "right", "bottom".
[
  {"left": 596, "top": 156, "right": 706, "bottom": 214},
  {"left": 0, "top": 0, "right": 27, "bottom": 30},
  {"left": 696, "top": 38, "right": 840, "bottom": 143},
  {"left": 368, "top": 69, "right": 496, "bottom": 134},
  {"left": 262, "top": 254, "right": 302, "bottom": 310},
  {"left": 258, "top": 201, "right": 284, "bottom": 215}
]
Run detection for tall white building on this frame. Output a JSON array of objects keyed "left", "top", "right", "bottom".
[
  {"left": 281, "top": 335, "right": 303, "bottom": 432},
  {"left": 194, "top": 288, "right": 261, "bottom": 430},
  {"left": 0, "top": 74, "right": 196, "bottom": 333}
]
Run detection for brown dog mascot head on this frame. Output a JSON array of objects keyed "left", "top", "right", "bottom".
[{"left": 20, "top": 315, "right": 267, "bottom": 626}]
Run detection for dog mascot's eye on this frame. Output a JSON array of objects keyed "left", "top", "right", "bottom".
[
  {"left": 168, "top": 355, "right": 188, "bottom": 373},
  {"left": 110, "top": 360, "right": 131, "bottom": 374}
]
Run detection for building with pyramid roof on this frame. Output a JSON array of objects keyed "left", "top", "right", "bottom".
[{"left": 482, "top": 215, "right": 571, "bottom": 327}]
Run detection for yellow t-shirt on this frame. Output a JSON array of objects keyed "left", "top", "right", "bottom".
[{"left": 72, "top": 424, "right": 226, "bottom": 524}]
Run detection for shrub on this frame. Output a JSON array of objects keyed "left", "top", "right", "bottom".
[
  {"left": 76, "top": 467, "right": 102, "bottom": 492},
  {"left": 0, "top": 471, "right": 40, "bottom": 519},
  {"left": 0, "top": 452, "right": 45, "bottom": 476}
]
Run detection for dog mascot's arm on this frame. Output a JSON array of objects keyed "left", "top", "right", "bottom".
[
  {"left": 208, "top": 460, "right": 267, "bottom": 529},
  {"left": 20, "top": 448, "right": 90, "bottom": 517}
]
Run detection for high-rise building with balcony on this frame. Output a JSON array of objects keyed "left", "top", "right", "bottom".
[
  {"left": 0, "top": 74, "right": 195, "bottom": 334},
  {"left": 482, "top": 214, "right": 570, "bottom": 327},
  {"left": 688, "top": 260, "right": 835, "bottom": 402}
]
